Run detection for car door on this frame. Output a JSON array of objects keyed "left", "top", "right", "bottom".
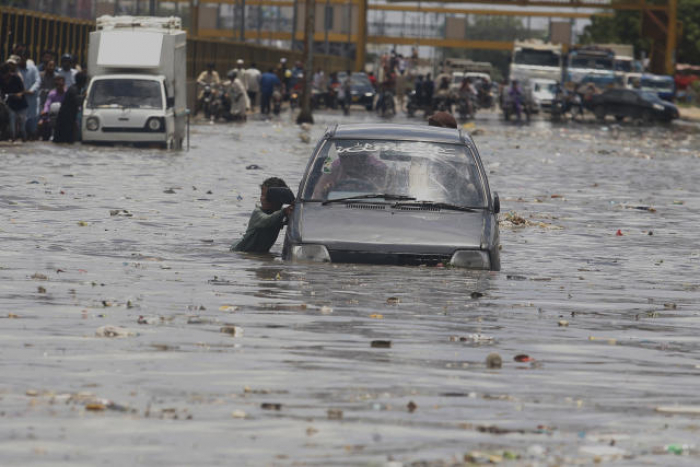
[
  {"left": 605, "top": 89, "right": 624, "bottom": 116},
  {"left": 620, "top": 90, "right": 640, "bottom": 118}
]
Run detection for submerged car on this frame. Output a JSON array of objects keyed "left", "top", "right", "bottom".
[
  {"left": 282, "top": 124, "right": 501, "bottom": 270},
  {"left": 589, "top": 88, "right": 679, "bottom": 123}
]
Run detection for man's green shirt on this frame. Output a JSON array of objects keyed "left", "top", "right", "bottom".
[{"left": 230, "top": 207, "right": 285, "bottom": 253}]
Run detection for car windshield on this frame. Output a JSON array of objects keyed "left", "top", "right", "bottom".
[
  {"left": 571, "top": 56, "right": 614, "bottom": 70},
  {"left": 514, "top": 49, "right": 560, "bottom": 67},
  {"left": 302, "top": 139, "right": 487, "bottom": 208},
  {"left": 88, "top": 79, "right": 163, "bottom": 109}
]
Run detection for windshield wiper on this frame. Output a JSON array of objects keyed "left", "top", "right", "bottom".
[
  {"left": 393, "top": 201, "right": 479, "bottom": 212},
  {"left": 322, "top": 194, "right": 416, "bottom": 205}
]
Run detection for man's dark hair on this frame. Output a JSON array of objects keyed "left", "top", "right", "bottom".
[
  {"left": 251, "top": 62, "right": 257, "bottom": 68},
  {"left": 261, "top": 177, "right": 288, "bottom": 190},
  {"left": 428, "top": 111, "right": 457, "bottom": 129},
  {"left": 268, "top": 68, "right": 274, "bottom": 73}
]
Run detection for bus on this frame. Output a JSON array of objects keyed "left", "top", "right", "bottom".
[{"left": 509, "top": 40, "right": 563, "bottom": 83}]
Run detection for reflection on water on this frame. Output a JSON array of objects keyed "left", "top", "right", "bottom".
[{"left": 0, "top": 112, "right": 699, "bottom": 465}]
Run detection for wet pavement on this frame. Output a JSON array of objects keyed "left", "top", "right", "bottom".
[{"left": 1, "top": 109, "right": 699, "bottom": 466}]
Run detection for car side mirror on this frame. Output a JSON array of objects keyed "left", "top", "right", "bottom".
[
  {"left": 493, "top": 192, "right": 500, "bottom": 214},
  {"left": 167, "top": 96, "right": 175, "bottom": 108}
]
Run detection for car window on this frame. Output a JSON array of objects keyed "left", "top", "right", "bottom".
[{"left": 302, "top": 139, "right": 487, "bottom": 207}]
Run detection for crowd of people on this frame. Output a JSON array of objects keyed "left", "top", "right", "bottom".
[
  {"left": 196, "top": 58, "right": 304, "bottom": 120},
  {"left": 0, "top": 45, "right": 87, "bottom": 143},
  {"left": 193, "top": 50, "right": 496, "bottom": 121}
]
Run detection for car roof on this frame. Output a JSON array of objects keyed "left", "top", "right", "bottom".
[{"left": 329, "top": 124, "right": 466, "bottom": 144}]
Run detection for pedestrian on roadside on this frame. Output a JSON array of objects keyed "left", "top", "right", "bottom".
[
  {"left": 340, "top": 69, "right": 352, "bottom": 115},
  {"left": 39, "top": 59, "right": 57, "bottom": 109},
  {"left": 37, "top": 50, "right": 56, "bottom": 72},
  {"left": 53, "top": 71, "right": 86, "bottom": 144},
  {"left": 225, "top": 70, "right": 247, "bottom": 121},
  {"left": 56, "top": 54, "right": 77, "bottom": 88},
  {"left": 230, "top": 177, "right": 294, "bottom": 253},
  {"left": 244, "top": 62, "right": 261, "bottom": 111},
  {"left": 0, "top": 59, "right": 28, "bottom": 141},
  {"left": 260, "top": 68, "right": 281, "bottom": 116},
  {"left": 18, "top": 49, "right": 41, "bottom": 139}
]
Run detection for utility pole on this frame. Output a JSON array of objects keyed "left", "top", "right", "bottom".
[
  {"left": 149, "top": 0, "right": 156, "bottom": 15},
  {"left": 240, "top": 0, "right": 246, "bottom": 41},
  {"left": 291, "top": 0, "right": 298, "bottom": 51},
  {"left": 190, "top": 0, "right": 199, "bottom": 37},
  {"left": 296, "top": 0, "right": 315, "bottom": 124}
]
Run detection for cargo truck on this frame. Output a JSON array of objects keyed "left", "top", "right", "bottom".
[{"left": 82, "top": 16, "right": 187, "bottom": 149}]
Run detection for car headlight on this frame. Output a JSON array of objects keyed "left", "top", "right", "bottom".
[
  {"left": 450, "top": 250, "right": 491, "bottom": 269},
  {"left": 291, "top": 244, "right": 331, "bottom": 262},
  {"left": 147, "top": 117, "right": 163, "bottom": 131},
  {"left": 364, "top": 92, "right": 374, "bottom": 97},
  {"left": 653, "top": 103, "right": 664, "bottom": 111},
  {"left": 86, "top": 116, "right": 99, "bottom": 131}
]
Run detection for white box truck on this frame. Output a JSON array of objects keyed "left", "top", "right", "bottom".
[{"left": 82, "top": 16, "right": 187, "bottom": 149}]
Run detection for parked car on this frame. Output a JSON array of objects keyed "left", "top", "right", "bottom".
[
  {"left": 337, "top": 71, "right": 376, "bottom": 110},
  {"left": 589, "top": 88, "right": 679, "bottom": 123},
  {"left": 282, "top": 124, "right": 501, "bottom": 270},
  {"left": 531, "top": 78, "right": 558, "bottom": 112}
]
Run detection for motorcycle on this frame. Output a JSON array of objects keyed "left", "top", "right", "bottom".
[
  {"left": 457, "top": 94, "right": 477, "bottom": 120},
  {"left": 376, "top": 90, "right": 395, "bottom": 117},
  {"left": 38, "top": 101, "right": 61, "bottom": 140},
  {"left": 406, "top": 90, "right": 419, "bottom": 117},
  {"left": 272, "top": 89, "right": 282, "bottom": 115},
  {"left": 199, "top": 84, "right": 218, "bottom": 119}
]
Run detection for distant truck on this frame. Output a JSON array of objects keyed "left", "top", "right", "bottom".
[
  {"left": 82, "top": 16, "right": 187, "bottom": 149},
  {"left": 565, "top": 45, "right": 615, "bottom": 85},
  {"left": 509, "top": 40, "right": 563, "bottom": 83}
]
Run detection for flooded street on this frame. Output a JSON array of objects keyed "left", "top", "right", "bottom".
[{"left": 1, "top": 109, "right": 700, "bottom": 466}]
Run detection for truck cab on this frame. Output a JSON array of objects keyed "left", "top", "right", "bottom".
[{"left": 82, "top": 16, "right": 186, "bottom": 149}]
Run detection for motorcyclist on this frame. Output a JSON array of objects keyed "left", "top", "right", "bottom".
[
  {"left": 508, "top": 80, "right": 524, "bottom": 121},
  {"left": 39, "top": 74, "right": 65, "bottom": 140},
  {"left": 196, "top": 62, "right": 220, "bottom": 115},
  {"left": 458, "top": 78, "right": 475, "bottom": 117}
]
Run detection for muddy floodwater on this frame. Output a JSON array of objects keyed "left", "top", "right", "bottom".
[{"left": 1, "top": 110, "right": 700, "bottom": 466}]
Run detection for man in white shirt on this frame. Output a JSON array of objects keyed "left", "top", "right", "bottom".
[{"left": 243, "top": 62, "right": 261, "bottom": 111}]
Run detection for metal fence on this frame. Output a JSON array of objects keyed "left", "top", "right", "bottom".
[
  {"left": 0, "top": 6, "right": 94, "bottom": 67},
  {"left": 0, "top": 6, "right": 353, "bottom": 77}
]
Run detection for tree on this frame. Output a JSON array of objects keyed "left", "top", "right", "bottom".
[
  {"left": 580, "top": 0, "right": 700, "bottom": 65},
  {"left": 677, "top": 0, "right": 700, "bottom": 64}
]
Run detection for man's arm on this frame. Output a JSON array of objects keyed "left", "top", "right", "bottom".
[{"left": 249, "top": 208, "right": 286, "bottom": 229}]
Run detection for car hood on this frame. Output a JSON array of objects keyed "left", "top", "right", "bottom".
[{"left": 297, "top": 203, "right": 487, "bottom": 254}]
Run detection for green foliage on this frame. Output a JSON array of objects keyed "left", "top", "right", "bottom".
[
  {"left": 579, "top": 11, "right": 650, "bottom": 56},
  {"left": 580, "top": 0, "right": 700, "bottom": 65},
  {"left": 677, "top": 0, "right": 700, "bottom": 64}
]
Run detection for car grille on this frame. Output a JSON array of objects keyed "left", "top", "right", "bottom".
[{"left": 329, "top": 250, "right": 451, "bottom": 267}]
